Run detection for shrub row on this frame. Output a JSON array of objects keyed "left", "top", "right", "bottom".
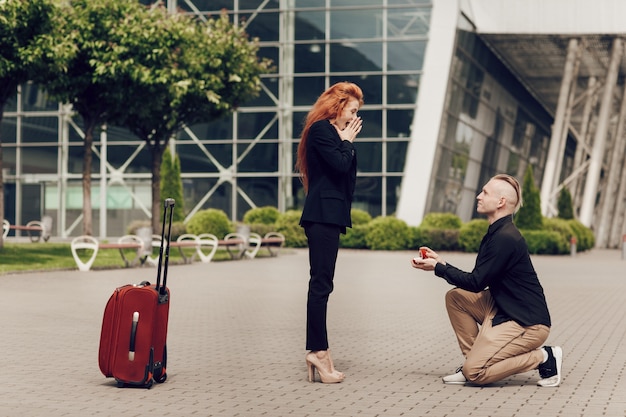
[{"left": 127, "top": 207, "right": 595, "bottom": 255}]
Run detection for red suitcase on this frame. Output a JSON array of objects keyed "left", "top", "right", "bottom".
[{"left": 98, "top": 198, "right": 175, "bottom": 388}]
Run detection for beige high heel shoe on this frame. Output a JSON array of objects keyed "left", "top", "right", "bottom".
[
  {"left": 327, "top": 349, "right": 344, "bottom": 378},
  {"left": 306, "top": 350, "right": 345, "bottom": 383}
]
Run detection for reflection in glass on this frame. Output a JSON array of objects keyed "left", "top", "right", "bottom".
[
  {"left": 295, "top": 44, "right": 325, "bottom": 73},
  {"left": 237, "top": 177, "right": 279, "bottom": 218},
  {"left": 354, "top": 141, "right": 382, "bottom": 172},
  {"left": 21, "top": 148, "right": 58, "bottom": 174},
  {"left": 353, "top": 176, "right": 381, "bottom": 217},
  {"left": 237, "top": 143, "right": 279, "bottom": 172},
  {"left": 296, "top": 11, "right": 325, "bottom": 40},
  {"left": 388, "top": 8, "right": 431, "bottom": 37},
  {"left": 295, "top": 76, "right": 326, "bottom": 106},
  {"left": 330, "top": 42, "right": 381, "bottom": 72},
  {"left": 21, "top": 117, "right": 57, "bottom": 143},
  {"left": 387, "top": 74, "right": 419, "bottom": 104},
  {"left": 330, "top": 10, "right": 382, "bottom": 39},
  {"left": 177, "top": 143, "right": 231, "bottom": 173},
  {"left": 387, "top": 141, "right": 408, "bottom": 172},
  {"left": 387, "top": 40, "right": 426, "bottom": 71},
  {"left": 330, "top": 75, "right": 382, "bottom": 105},
  {"left": 387, "top": 109, "right": 414, "bottom": 138}
]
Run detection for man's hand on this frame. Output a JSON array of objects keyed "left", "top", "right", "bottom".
[{"left": 410, "top": 246, "right": 444, "bottom": 271}]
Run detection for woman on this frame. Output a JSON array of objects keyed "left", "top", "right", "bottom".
[{"left": 295, "top": 82, "right": 364, "bottom": 383}]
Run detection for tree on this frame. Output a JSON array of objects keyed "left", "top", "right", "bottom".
[
  {"left": 160, "top": 147, "right": 184, "bottom": 223},
  {"left": 515, "top": 166, "right": 543, "bottom": 230},
  {"left": 39, "top": 0, "right": 157, "bottom": 236},
  {"left": 0, "top": 0, "right": 68, "bottom": 248},
  {"left": 557, "top": 187, "right": 574, "bottom": 220},
  {"left": 109, "top": 10, "right": 271, "bottom": 231}
]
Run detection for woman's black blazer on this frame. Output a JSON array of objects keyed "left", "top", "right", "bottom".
[{"left": 299, "top": 119, "right": 357, "bottom": 232}]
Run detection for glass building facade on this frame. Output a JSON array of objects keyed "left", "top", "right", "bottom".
[
  {"left": 426, "top": 23, "right": 574, "bottom": 222},
  {"left": 2, "top": 0, "right": 575, "bottom": 238},
  {"left": 2, "top": 0, "right": 432, "bottom": 237}
]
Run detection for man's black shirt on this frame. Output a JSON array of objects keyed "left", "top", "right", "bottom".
[{"left": 434, "top": 215, "right": 551, "bottom": 327}]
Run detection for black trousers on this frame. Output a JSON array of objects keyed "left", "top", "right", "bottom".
[{"left": 304, "top": 222, "right": 341, "bottom": 351}]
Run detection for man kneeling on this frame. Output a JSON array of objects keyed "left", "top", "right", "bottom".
[{"left": 411, "top": 174, "right": 562, "bottom": 387}]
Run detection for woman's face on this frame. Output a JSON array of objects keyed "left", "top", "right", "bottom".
[{"left": 333, "top": 98, "right": 360, "bottom": 130}]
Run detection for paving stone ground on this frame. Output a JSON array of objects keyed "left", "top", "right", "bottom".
[{"left": 0, "top": 247, "right": 624, "bottom": 417}]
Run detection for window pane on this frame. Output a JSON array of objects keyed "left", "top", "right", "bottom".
[
  {"left": 330, "top": 42, "right": 382, "bottom": 72},
  {"left": 1, "top": 117, "right": 16, "bottom": 144},
  {"left": 21, "top": 148, "right": 58, "bottom": 174},
  {"left": 388, "top": 74, "right": 419, "bottom": 104},
  {"left": 387, "top": 141, "right": 408, "bottom": 172},
  {"left": 331, "top": 10, "right": 382, "bottom": 39},
  {"left": 237, "top": 177, "right": 278, "bottom": 218},
  {"left": 330, "top": 75, "right": 382, "bottom": 105},
  {"left": 21, "top": 84, "right": 57, "bottom": 112},
  {"left": 240, "top": 12, "right": 279, "bottom": 41},
  {"left": 237, "top": 112, "right": 278, "bottom": 140},
  {"left": 332, "top": 0, "right": 382, "bottom": 6},
  {"left": 237, "top": 143, "right": 278, "bottom": 172},
  {"left": 295, "top": 11, "right": 325, "bottom": 40},
  {"left": 22, "top": 117, "right": 57, "bottom": 143},
  {"left": 387, "top": 109, "right": 414, "bottom": 138},
  {"left": 178, "top": 143, "right": 231, "bottom": 173},
  {"left": 295, "top": 44, "right": 326, "bottom": 73},
  {"left": 388, "top": 8, "right": 431, "bottom": 37},
  {"left": 294, "top": 76, "right": 326, "bottom": 106},
  {"left": 353, "top": 176, "right": 381, "bottom": 217},
  {"left": 387, "top": 40, "right": 426, "bottom": 71},
  {"left": 354, "top": 142, "right": 382, "bottom": 172}
]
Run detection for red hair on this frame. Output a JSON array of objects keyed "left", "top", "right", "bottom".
[{"left": 295, "top": 82, "right": 364, "bottom": 193}]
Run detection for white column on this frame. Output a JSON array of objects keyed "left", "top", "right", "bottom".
[
  {"left": 396, "top": 0, "right": 459, "bottom": 226},
  {"left": 99, "top": 127, "right": 107, "bottom": 239},
  {"left": 279, "top": 0, "right": 294, "bottom": 213},
  {"left": 540, "top": 38, "right": 578, "bottom": 216},
  {"left": 580, "top": 38, "right": 622, "bottom": 227}
]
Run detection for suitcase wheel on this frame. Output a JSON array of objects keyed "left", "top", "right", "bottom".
[{"left": 155, "top": 372, "right": 167, "bottom": 383}]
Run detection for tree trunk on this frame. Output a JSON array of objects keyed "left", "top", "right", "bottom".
[
  {"left": 82, "top": 122, "right": 95, "bottom": 236},
  {"left": 151, "top": 139, "right": 165, "bottom": 233},
  {"left": 0, "top": 110, "right": 5, "bottom": 249}
]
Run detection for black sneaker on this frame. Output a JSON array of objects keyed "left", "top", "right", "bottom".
[{"left": 537, "top": 346, "right": 562, "bottom": 387}]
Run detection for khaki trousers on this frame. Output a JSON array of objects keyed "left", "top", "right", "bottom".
[{"left": 445, "top": 288, "right": 549, "bottom": 385}]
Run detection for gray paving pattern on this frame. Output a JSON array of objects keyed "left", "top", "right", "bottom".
[{"left": 0, "top": 248, "right": 625, "bottom": 416}]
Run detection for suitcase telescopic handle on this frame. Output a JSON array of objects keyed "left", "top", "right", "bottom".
[{"left": 156, "top": 198, "right": 175, "bottom": 298}]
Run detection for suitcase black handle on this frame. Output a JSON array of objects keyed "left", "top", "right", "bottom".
[{"left": 155, "top": 198, "right": 174, "bottom": 302}]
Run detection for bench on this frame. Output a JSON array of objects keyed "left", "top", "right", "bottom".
[
  {"left": 144, "top": 232, "right": 251, "bottom": 264},
  {"left": 2, "top": 217, "right": 52, "bottom": 242},
  {"left": 245, "top": 232, "right": 285, "bottom": 259},
  {"left": 144, "top": 233, "right": 218, "bottom": 266},
  {"left": 71, "top": 235, "right": 145, "bottom": 272}
]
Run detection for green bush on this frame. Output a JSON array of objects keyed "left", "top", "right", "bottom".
[
  {"left": 365, "top": 216, "right": 411, "bottom": 250},
  {"left": 246, "top": 223, "right": 276, "bottom": 236},
  {"left": 557, "top": 188, "right": 574, "bottom": 220},
  {"left": 243, "top": 206, "right": 280, "bottom": 225},
  {"left": 543, "top": 217, "right": 574, "bottom": 252},
  {"left": 351, "top": 208, "right": 372, "bottom": 226},
  {"left": 186, "top": 208, "right": 233, "bottom": 238},
  {"left": 458, "top": 219, "right": 489, "bottom": 253},
  {"left": 411, "top": 226, "right": 460, "bottom": 251},
  {"left": 409, "top": 226, "right": 427, "bottom": 250},
  {"left": 340, "top": 224, "right": 369, "bottom": 248},
  {"left": 521, "top": 230, "right": 567, "bottom": 254},
  {"left": 567, "top": 219, "right": 595, "bottom": 251},
  {"left": 516, "top": 167, "right": 543, "bottom": 230},
  {"left": 276, "top": 210, "right": 307, "bottom": 247},
  {"left": 420, "top": 212, "right": 462, "bottom": 229}
]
